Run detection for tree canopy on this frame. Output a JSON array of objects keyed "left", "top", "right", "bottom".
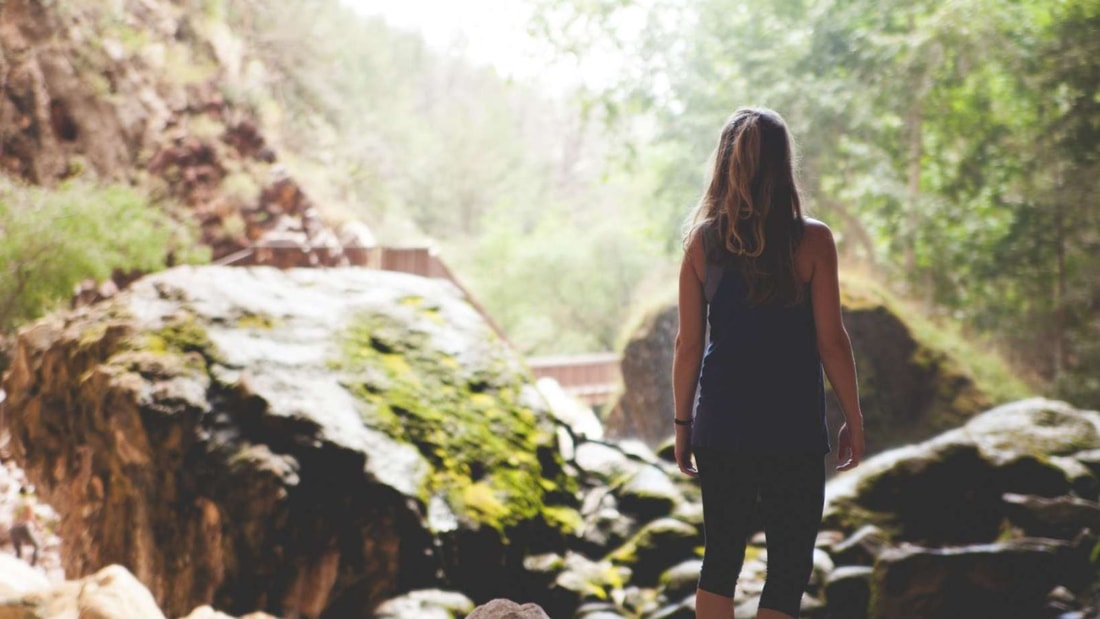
[{"left": 530, "top": 0, "right": 1100, "bottom": 405}]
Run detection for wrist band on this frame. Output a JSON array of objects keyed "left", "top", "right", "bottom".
[{"left": 673, "top": 417, "right": 693, "bottom": 426}]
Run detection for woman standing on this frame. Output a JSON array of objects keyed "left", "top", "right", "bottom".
[{"left": 672, "top": 107, "right": 865, "bottom": 619}]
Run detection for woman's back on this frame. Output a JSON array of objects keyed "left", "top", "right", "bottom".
[
  {"left": 692, "top": 225, "right": 829, "bottom": 454},
  {"left": 672, "top": 107, "right": 864, "bottom": 619}
]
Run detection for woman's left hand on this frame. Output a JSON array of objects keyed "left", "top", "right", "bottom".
[{"left": 675, "top": 425, "right": 698, "bottom": 477}]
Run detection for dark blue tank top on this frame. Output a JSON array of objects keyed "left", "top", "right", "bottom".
[{"left": 691, "top": 257, "right": 830, "bottom": 454}]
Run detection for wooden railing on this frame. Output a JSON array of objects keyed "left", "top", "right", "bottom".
[
  {"left": 216, "top": 243, "right": 622, "bottom": 407},
  {"left": 527, "top": 352, "right": 621, "bottom": 407}
]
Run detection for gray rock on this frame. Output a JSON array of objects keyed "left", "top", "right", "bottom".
[
  {"left": 657, "top": 559, "right": 702, "bottom": 601},
  {"left": 963, "top": 399, "right": 1100, "bottom": 457},
  {"left": 614, "top": 466, "right": 682, "bottom": 523},
  {"left": 869, "top": 538, "right": 1078, "bottom": 618},
  {"left": 655, "top": 437, "right": 676, "bottom": 464},
  {"left": 465, "top": 599, "right": 550, "bottom": 619},
  {"left": 523, "top": 553, "right": 565, "bottom": 574},
  {"left": 620, "top": 585, "right": 661, "bottom": 617},
  {"left": 1046, "top": 585, "right": 1078, "bottom": 615},
  {"left": 553, "top": 552, "right": 631, "bottom": 607},
  {"left": 643, "top": 596, "right": 695, "bottom": 619},
  {"left": 580, "top": 492, "right": 637, "bottom": 552},
  {"left": 824, "top": 399, "right": 1095, "bottom": 544},
  {"left": 670, "top": 500, "right": 704, "bottom": 528},
  {"left": 808, "top": 548, "right": 835, "bottom": 591},
  {"left": 823, "top": 565, "right": 872, "bottom": 619},
  {"left": 375, "top": 589, "right": 475, "bottom": 619},
  {"left": 814, "top": 529, "right": 845, "bottom": 552},
  {"left": 1051, "top": 456, "right": 1099, "bottom": 500},
  {"left": 1071, "top": 448, "right": 1100, "bottom": 480},
  {"left": 536, "top": 377, "right": 604, "bottom": 442},
  {"left": 617, "top": 440, "right": 662, "bottom": 466},
  {"left": 2, "top": 266, "right": 575, "bottom": 616},
  {"left": 604, "top": 304, "right": 678, "bottom": 447},
  {"left": 800, "top": 594, "right": 826, "bottom": 617},
  {"left": 575, "top": 442, "right": 641, "bottom": 483},
  {"left": 606, "top": 518, "right": 700, "bottom": 587},
  {"left": 1002, "top": 492, "right": 1100, "bottom": 540},
  {"left": 830, "top": 524, "right": 889, "bottom": 566}
]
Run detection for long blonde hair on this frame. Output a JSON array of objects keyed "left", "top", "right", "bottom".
[{"left": 685, "top": 107, "right": 806, "bottom": 305}]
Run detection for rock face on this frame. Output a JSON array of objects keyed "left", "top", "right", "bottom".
[
  {"left": 869, "top": 539, "right": 1080, "bottom": 619},
  {"left": 0, "top": 564, "right": 165, "bottom": 619},
  {"left": 822, "top": 398, "right": 1100, "bottom": 617},
  {"left": 0, "top": 0, "right": 356, "bottom": 272},
  {"left": 823, "top": 398, "right": 1100, "bottom": 542},
  {"left": 603, "top": 304, "right": 677, "bottom": 448},
  {"left": 2, "top": 266, "right": 576, "bottom": 617},
  {"left": 606, "top": 277, "right": 1026, "bottom": 451}
]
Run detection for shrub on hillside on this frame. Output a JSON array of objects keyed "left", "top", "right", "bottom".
[{"left": 0, "top": 179, "right": 207, "bottom": 332}]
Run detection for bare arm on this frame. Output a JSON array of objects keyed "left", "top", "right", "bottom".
[
  {"left": 671, "top": 231, "right": 707, "bottom": 475},
  {"left": 808, "top": 222, "right": 865, "bottom": 468}
]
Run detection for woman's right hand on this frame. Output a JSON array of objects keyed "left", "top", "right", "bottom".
[
  {"left": 836, "top": 422, "right": 865, "bottom": 471},
  {"left": 674, "top": 425, "right": 698, "bottom": 477}
]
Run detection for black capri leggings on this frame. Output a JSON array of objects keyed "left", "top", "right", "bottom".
[{"left": 695, "top": 450, "right": 825, "bottom": 616}]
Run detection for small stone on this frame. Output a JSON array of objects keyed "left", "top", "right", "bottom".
[
  {"left": 658, "top": 559, "right": 703, "bottom": 601},
  {"left": 831, "top": 524, "right": 888, "bottom": 566},
  {"left": 466, "top": 599, "right": 551, "bottom": 619}
]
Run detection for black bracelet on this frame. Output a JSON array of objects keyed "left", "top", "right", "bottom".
[{"left": 673, "top": 417, "right": 693, "bottom": 426}]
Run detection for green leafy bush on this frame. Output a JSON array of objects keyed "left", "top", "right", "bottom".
[{"left": 0, "top": 179, "right": 208, "bottom": 331}]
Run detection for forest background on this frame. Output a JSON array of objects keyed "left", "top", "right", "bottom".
[{"left": 2, "top": 0, "right": 1097, "bottom": 407}]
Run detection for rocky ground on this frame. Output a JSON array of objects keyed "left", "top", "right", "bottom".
[
  {"left": 0, "top": 431, "right": 65, "bottom": 583},
  {"left": 4, "top": 265, "right": 1100, "bottom": 618}
]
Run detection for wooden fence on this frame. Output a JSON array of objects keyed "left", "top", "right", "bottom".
[{"left": 527, "top": 352, "right": 622, "bottom": 407}]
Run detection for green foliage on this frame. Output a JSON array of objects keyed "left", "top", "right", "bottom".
[
  {"left": 451, "top": 212, "right": 666, "bottom": 355},
  {"left": 333, "top": 310, "right": 576, "bottom": 532},
  {"left": 0, "top": 179, "right": 208, "bottom": 331},
  {"left": 843, "top": 273, "right": 1032, "bottom": 407},
  {"left": 530, "top": 0, "right": 1100, "bottom": 403}
]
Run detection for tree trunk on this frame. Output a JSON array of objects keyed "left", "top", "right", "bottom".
[
  {"left": 905, "top": 99, "right": 925, "bottom": 300},
  {"left": 1053, "top": 182, "right": 1067, "bottom": 381}
]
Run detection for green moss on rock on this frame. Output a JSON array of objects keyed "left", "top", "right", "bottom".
[
  {"left": 334, "top": 310, "right": 571, "bottom": 533},
  {"left": 835, "top": 275, "right": 1032, "bottom": 450},
  {"left": 236, "top": 311, "right": 280, "bottom": 330},
  {"left": 142, "top": 313, "right": 222, "bottom": 365},
  {"left": 606, "top": 517, "right": 699, "bottom": 586}
]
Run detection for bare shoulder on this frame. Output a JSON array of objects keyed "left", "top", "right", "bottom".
[
  {"left": 801, "top": 218, "right": 836, "bottom": 256},
  {"left": 683, "top": 224, "right": 707, "bottom": 281}
]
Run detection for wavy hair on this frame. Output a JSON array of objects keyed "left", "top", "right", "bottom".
[{"left": 685, "top": 107, "right": 806, "bottom": 305}]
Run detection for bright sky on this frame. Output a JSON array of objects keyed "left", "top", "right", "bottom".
[
  {"left": 341, "top": 0, "right": 553, "bottom": 82},
  {"left": 339, "top": 0, "right": 629, "bottom": 94}
]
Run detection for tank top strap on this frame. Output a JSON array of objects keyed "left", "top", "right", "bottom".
[{"left": 701, "top": 230, "right": 725, "bottom": 304}]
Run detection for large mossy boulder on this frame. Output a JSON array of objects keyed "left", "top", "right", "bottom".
[
  {"left": 604, "top": 304, "right": 678, "bottom": 448},
  {"left": 824, "top": 399, "right": 1100, "bottom": 544},
  {"left": 2, "top": 266, "right": 577, "bottom": 617},
  {"left": 606, "top": 276, "right": 1029, "bottom": 451}
]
